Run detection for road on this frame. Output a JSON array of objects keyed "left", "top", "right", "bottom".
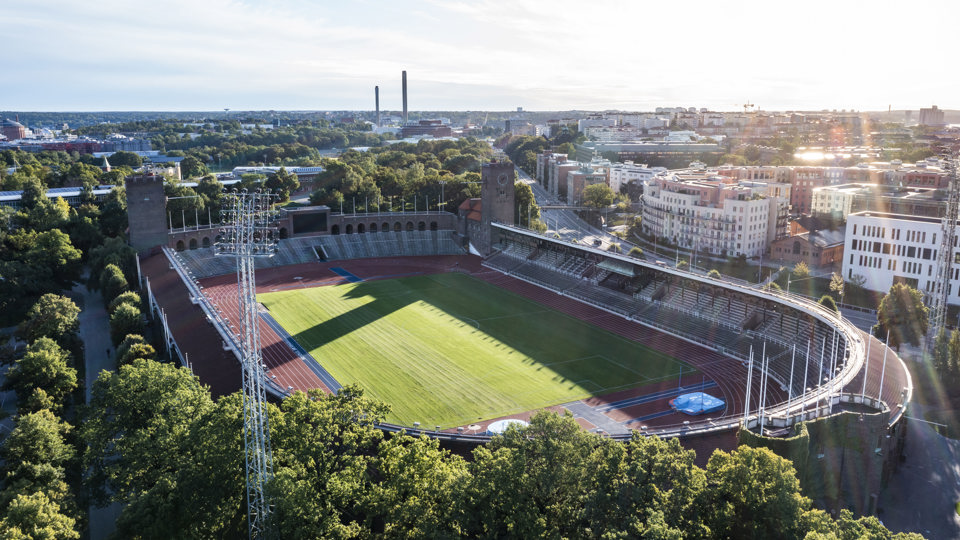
[{"left": 516, "top": 167, "right": 629, "bottom": 251}]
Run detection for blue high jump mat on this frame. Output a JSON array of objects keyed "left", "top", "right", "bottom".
[{"left": 669, "top": 392, "right": 725, "bottom": 415}]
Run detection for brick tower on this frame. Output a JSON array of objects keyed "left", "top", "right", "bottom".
[
  {"left": 125, "top": 173, "right": 168, "bottom": 253},
  {"left": 476, "top": 161, "right": 515, "bottom": 254}
]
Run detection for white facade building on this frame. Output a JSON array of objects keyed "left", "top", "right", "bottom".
[
  {"left": 842, "top": 211, "right": 957, "bottom": 304},
  {"left": 607, "top": 161, "right": 665, "bottom": 193}
]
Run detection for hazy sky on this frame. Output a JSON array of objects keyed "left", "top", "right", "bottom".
[{"left": 5, "top": 0, "right": 959, "bottom": 112}]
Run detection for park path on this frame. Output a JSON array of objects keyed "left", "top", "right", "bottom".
[{"left": 73, "top": 279, "right": 122, "bottom": 540}]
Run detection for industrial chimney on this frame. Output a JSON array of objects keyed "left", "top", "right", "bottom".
[
  {"left": 402, "top": 70, "right": 408, "bottom": 125},
  {"left": 375, "top": 86, "right": 380, "bottom": 127}
]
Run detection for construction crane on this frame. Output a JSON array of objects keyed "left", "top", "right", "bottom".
[
  {"left": 928, "top": 156, "right": 960, "bottom": 343},
  {"left": 742, "top": 102, "right": 755, "bottom": 114}
]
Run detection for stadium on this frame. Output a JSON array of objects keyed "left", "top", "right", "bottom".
[{"left": 129, "top": 162, "right": 912, "bottom": 515}]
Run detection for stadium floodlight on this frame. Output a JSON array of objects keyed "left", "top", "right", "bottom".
[{"left": 216, "top": 189, "right": 278, "bottom": 540}]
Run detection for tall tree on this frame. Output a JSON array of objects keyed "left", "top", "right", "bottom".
[
  {"left": 82, "top": 359, "right": 214, "bottom": 508},
  {"left": 4, "top": 338, "right": 77, "bottom": 413},
  {"left": 264, "top": 167, "right": 300, "bottom": 202},
  {"left": 0, "top": 409, "right": 75, "bottom": 505},
  {"left": 581, "top": 183, "right": 615, "bottom": 209},
  {"left": 513, "top": 181, "right": 541, "bottom": 228},
  {"left": 876, "top": 282, "right": 929, "bottom": 349},
  {"left": 109, "top": 303, "right": 143, "bottom": 345},
  {"left": 705, "top": 446, "right": 809, "bottom": 539},
  {"left": 0, "top": 491, "right": 79, "bottom": 540},
  {"left": 15, "top": 294, "right": 80, "bottom": 350},
  {"left": 269, "top": 386, "right": 390, "bottom": 538}
]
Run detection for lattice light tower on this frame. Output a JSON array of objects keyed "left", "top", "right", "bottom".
[
  {"left": 217, "top": 189, "right": 279, "bottom": 539},
  {"left": 929, "top": 157, "right": 960, "bottom": 343}
]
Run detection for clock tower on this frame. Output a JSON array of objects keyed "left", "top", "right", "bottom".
[
  {"left": 474, "top": 161, "right": 516, "bottom": 255},
  {"left": 480, "top": 161, "right": 515, "bottom": 228}
]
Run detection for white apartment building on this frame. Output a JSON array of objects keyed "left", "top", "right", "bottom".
[
  {"left": 811, "top": 183, "right": 865, "bottom": 219},
  {"left": 842, "top": 211, "right": 960, "bottom": 304},
  {"left": 577, "top": 116, "right": 617, "bottom": 131},
  {"left": 641, "top": 172, "right": 777, "bottom": 258},
  {"left": 607, "top": 161, "right": 666, "bottom": 193},
  {"left": 583, "top": 126, "right": 643, "bottom": 142}
]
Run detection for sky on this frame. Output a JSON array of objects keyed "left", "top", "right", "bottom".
[{"left": 4, "top": 0, "right": 960, "bottom": 112}]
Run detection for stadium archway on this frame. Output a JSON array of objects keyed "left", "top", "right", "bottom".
[
  {"left": 201, "top": 237, "right": 210, "bottom": 248},
  {"left": 394, "top": 222, "right": 402, "bottom": 232},
  {"left": 331, "top": 225, "right": 340, "bottom": 235},
  {"left": 430, "top": 221, "right": 438, "bottom": 231},
  {"left": 418, "top": 221, "right": 426, "bottom": 231},
  {"left": 358, "top": 223, "right": 365, "bottom": 234},
  {"left": 370, "top": 223, "right": 378, "bottom": 233},
  {"left": 176, "top": 240, "right": 185, "bottom": 251},
  {"left": 383, "top": 222, "right": 390, "bottom": 232},
  {"left": 406, "top": 221, "right": 414, "bottom": 231},
  {"left": 346, "top": 224, "right": 353, "bottom": 234},
  {"left": 189, "top": 238, "right": 198, "bottom": 250}
]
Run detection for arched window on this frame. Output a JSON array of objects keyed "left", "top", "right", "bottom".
[
  {"left": 406, "top": 221, "right": 414, "bottom": 232},
  {"left": 346, "top": 224, "right": 354, "bottom": 234},
  {"left": 176, "top": 240, "right": 185, "bottom": 251},
  {"left": 430, "top": 221, "right": 438, "bottom": 231},
  {"left": 418, "top": 221, "right": 426, "bottom": 231},
  {"left": 332, "top": 225, "right": 340, "bottom": 235},
  {"left": 383, "top": 222, "right": 390, "bottom": 232},
  {"left": 189, "top": 238, "right": 198, "bottom": 250},
  {"left": 394, "top": 222, "right": 402, "bottom": 232},
  {"left": 792, "top": 241, "right": 801, "bottom": 255},
  {"left": 370, "top": 223, "right": 378, "bottom": 233},
  {"left": 201, "top": 237, "right": 211, "bottom": 248},
  {"left": 357, "top": 223, "right": 365, "bottom": 234}
]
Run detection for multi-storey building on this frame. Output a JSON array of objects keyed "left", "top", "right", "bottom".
[
  {"left": 919, "top": 105, "right": 945, "bottom": 127},
  {"left": 813, "top": 183, "right": 945, "bottom": 220},
  {"left": 1, "top": 118, "right": 26, "bottom": 141},
  {"left": 566, "top": 166, "right": 609, "bottom": 206},
  {"left": 607, "top": 161, "right": 665, "bottom": 193},
  {"left": 641, "top": 171, "right": 785, "bottom": 258},
  {"left": 842, "top": 211, "right": 958, "bottom": 303}
]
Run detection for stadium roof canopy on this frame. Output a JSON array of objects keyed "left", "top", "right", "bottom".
[{"left": 598, "top": 258, "right": 637, "bottom": 277}]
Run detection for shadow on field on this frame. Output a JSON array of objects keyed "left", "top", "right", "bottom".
[{"left": 287, "top": 273, "right": 685, "bottom": 387}]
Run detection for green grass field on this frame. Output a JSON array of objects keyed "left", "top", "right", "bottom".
[{"left": 259, "top": 273, "right": 691, "bottom": 428}]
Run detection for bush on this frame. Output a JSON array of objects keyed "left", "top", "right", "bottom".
[
  {"left": 108, "top": 291, "right": 142, "bottom": 314},
  {"left": 115, "top": 334, "right": 157, "bottom": 365},
  {"left": 100, "top": 264, "right": 129, "bottom": 305},
  {"left": 818, "top": 294, "right": 838, "bottom": 313},
  {"left": 707, "top": 269, "right": 721, "bottom": 279},
  {"left": 110, "top": 304, "right": 143, "bottom": 346},
  {"left": 628, "top": 247, "right": 643, "bottom": 258}
]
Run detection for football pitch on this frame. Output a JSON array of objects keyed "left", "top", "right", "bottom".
[{"left": 259, "top": 273, "right": 692, "bottom": 428}]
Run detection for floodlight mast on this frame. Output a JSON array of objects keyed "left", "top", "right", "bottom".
[
  {"left": 929, "top": 157, "right": 959, "bottom": 344},
  {"left": 217, "top": 189, "right": 278, "bottom": 539}
]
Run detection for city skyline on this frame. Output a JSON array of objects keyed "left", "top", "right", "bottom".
[{"left": 5, "top": 0, "right": 960, "bottom": 112}]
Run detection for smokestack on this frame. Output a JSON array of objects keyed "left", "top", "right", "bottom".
[
  {"left": 402, "top": 70, "right": 408, "bottom": 125},
  {"left": 375, "top": 86, "right": 380, "bottom": 127}
]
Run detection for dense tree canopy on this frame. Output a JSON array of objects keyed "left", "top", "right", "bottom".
[
  {"left": 4, "top": 338, "right": 77, "bottom": 414},
  {"left": 15, "top": 295, "right": 80, "bottom": 350}
]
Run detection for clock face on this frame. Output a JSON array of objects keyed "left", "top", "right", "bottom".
[{"left": 497, "top": 174, "right": 508, "bottom": 186}]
